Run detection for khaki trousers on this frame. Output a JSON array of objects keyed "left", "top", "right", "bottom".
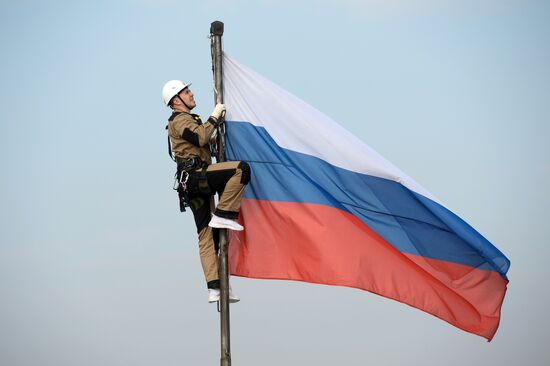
[{"left": 188, "top": 161, "right": 250, "bottom": 288}]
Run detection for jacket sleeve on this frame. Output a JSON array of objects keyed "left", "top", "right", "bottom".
[{"left": 171, "top": 115, "right": 216, "bottom": 147}]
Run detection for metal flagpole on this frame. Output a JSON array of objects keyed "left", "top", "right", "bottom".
[{"left": 210, "top": 20, "right": 231, "bottom": 366}]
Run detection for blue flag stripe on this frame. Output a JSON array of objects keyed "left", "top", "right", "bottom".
[{"left": 226, "top": 121, "right": 510, "bottom": 278}]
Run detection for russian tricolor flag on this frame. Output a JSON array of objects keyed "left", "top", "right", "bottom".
[{"left": 222, "top": 53, "right": 509, "bottom": 341}]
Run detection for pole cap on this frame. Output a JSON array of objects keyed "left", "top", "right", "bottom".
[{"left": 210, "top": 21, "right": 224, "bottom": 36}]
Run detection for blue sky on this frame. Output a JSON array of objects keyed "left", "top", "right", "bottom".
[{"left": 1, "top": 1, "right": 549, "bottom": 365}]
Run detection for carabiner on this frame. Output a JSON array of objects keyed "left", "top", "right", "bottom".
[{"left": 180, "top": 172, "right": 189, "bottom": 190}]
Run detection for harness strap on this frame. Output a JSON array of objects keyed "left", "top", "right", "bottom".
[{"left": 166, "top": 126, "right": 175, "bottom": 162}]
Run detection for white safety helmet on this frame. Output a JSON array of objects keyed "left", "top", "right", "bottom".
[{"left": 162, "top": 80, "right": 192, "bottom": 106}]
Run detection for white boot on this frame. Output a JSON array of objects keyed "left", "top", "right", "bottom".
[
  {"left": 207, "top": 287, "right": 240, "bottom": 303},
  {"left": 208, "top": 214, "right": 244, "bottom": 231},
  {"left": 229, "top": 285, "right": 240, "bottom": 303},
  {"left": 208, "top": 288, "right": 220, "bottom": 303}
]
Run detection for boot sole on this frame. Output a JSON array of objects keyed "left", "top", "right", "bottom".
[
  {"left": 208, "top": 222, "right": 244, "bottom": 231},
  {"left": 209, "top": 298, "right": 241, "bottom": 303}
]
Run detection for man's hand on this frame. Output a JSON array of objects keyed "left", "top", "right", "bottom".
[{"left": 210, "top": 103, "right": 226, "bottom": 121}]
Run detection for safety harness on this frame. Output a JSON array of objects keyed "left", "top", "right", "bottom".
[
  {"left": 166, "top": 112, "right": 213, "bottom": 212},
  {"left": 173, "top": 157, "right": 208, "bottom": 212}
]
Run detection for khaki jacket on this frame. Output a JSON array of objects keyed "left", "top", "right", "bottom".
[{"left": 167, "top": 112, "right": 216, "bottom": 164}]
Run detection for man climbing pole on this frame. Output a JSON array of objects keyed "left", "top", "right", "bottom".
[{"left": 162, "top": 79, "right": 250, "bottom": 303}]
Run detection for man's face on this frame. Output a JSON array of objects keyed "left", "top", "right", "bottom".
[{"left": 177, "top": 88, "right": 196, "bottom": 110}]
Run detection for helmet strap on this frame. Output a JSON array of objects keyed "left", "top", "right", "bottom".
[{"left": 176, "top": 95, "right": 193, "bottom": 111}]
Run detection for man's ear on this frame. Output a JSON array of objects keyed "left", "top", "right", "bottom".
[{"left": 171, "top": 96, "right": 180, "bottom": 108}]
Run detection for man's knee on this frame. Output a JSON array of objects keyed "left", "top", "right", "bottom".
[{"left": 238, "top": 161, "right": 251, "bottom": 185}]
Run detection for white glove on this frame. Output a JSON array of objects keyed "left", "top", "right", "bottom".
[{"left": 210, "top": 103, "right": 226, "bottom": 121}]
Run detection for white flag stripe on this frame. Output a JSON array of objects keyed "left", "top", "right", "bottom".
[{"left": 223, "top": 53, "right": 439, "bottom": 204}]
